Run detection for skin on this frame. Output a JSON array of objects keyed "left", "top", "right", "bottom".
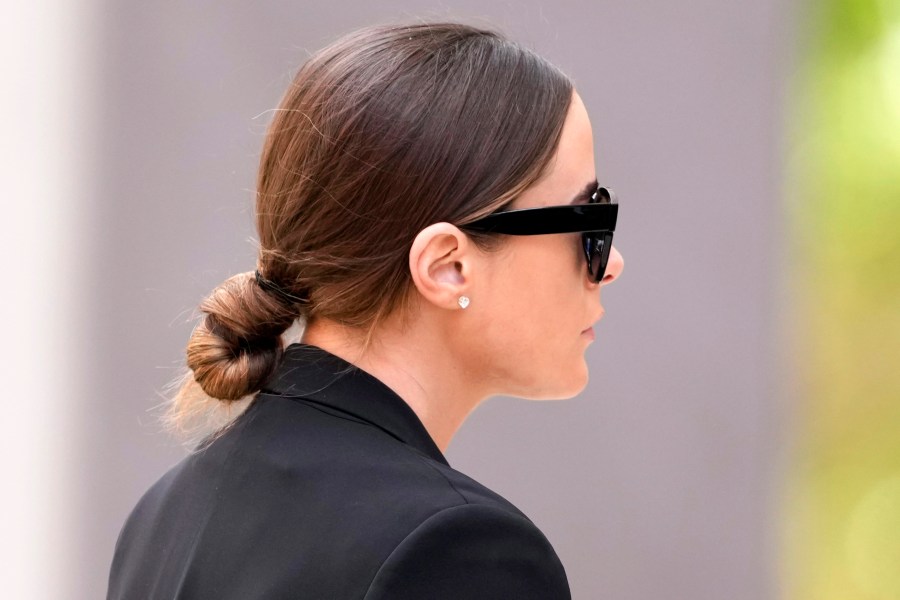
[{"left": 303, "top": 91, "right": 625, "bottom": 452}]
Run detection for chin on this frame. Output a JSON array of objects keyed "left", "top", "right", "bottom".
[{"left": 517, "top": 358, "right": 590, "bottom": 401}]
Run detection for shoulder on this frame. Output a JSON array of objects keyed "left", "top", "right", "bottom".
[
  {"left": 236, "top": 398, "right": 570, "bottom": 598},
  {"left": 111, "top": 395, "right": 570, "bottom": 598},
  {"left": 365, "top": 503, "right": 570, "bottom": 599}
]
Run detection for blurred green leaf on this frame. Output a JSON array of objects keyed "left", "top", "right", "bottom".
[{"left": 786, "top": 0, "right": 900, "bottom": 598}]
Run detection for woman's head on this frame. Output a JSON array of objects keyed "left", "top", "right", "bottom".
[
  {"left": 405, "top": 92, "right": 624, "bottom": 401},
  {"left": 181, "top": 22, "right": 577, "bottom": 404}
]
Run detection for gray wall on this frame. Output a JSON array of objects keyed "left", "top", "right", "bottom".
[{"left": 83, "top": 1, "right": 791, "bottom": 598}]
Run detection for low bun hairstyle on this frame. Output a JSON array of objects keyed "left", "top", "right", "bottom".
[
  {"left": 185, "top": 272, "right": 299, "bottom": 401},
  {"left": 170, "top": 22, "right": 573, "bottom": 433}
]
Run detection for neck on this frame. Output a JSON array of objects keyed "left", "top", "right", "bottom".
[{"left": 300, "top": 314, "right": 484, "bottom": 453}]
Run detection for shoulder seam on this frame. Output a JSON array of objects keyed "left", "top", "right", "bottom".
[
  {"left": 361, "top": 503, "right": 532, "bottom": 599},
  {"left": 405, "top": 447, "right": 471, "bottom": 506}
]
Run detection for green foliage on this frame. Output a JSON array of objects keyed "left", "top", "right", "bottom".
[{"left": 786, "top": 0, "right": 900, "bottom": 597}]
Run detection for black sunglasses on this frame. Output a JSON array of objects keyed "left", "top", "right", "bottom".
[{"left": 461, "top": 186, "right": 618, "bottom": 283}]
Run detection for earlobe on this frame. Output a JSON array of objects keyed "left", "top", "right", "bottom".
[{"left": 409, "top": 223, "right": 472, "bottom": 310}]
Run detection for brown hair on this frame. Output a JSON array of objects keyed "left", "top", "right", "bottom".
[{"left": 169, "top": 22, "right": 573, "bottom": 432}]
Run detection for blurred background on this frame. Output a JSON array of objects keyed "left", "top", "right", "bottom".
[
  {"left": 3, "top": 0, "right": 898, "bottom": 598},
  {"left": 784, "top": 0, "right": 900, "bottom": 598}
]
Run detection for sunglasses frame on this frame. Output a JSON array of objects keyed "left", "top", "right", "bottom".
[{"left": 460, "top": 187, "right": 618, "bottom": 283}]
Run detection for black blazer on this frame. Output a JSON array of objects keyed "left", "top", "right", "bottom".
[{"left": 108, "top": 344, "right": 571, "bottom": 599}]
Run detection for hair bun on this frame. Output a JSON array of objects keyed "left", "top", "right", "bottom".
[{"left": 185, "top": 272, "right": 297, "bottom": 400}]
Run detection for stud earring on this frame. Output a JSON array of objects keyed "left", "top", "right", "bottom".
[{"left": 458, "top": 296, "right": 470, "bottom": 309}]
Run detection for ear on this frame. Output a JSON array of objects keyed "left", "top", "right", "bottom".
[{"left": 409, "top": 223, "right": 473, "bottom": 311}]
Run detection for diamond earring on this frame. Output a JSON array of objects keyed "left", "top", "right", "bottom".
[{"left": 458, "top": 296, "right": 470, "bottom": 309}]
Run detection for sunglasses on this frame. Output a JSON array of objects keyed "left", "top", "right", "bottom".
[{"left": 461, "top": 186, "right": 618, "bottom": 283}]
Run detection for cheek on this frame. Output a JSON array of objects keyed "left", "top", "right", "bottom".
[
  {"left": 470, "top": 237, "right": 591, "bottom": 396},
  {"left": 485, "top": 239, "right": 568, "bottom": 328},
  {"left": 514, "top": 236, "right": 585, "bottom": 320},
  {"left": 490, "top": 237, "right": 558, "bottom": 322},
  {"left": 467, "top": 260, "right": 524, "bottom": 355}
]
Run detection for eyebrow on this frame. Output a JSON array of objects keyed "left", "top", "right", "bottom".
[{"left": 570, "top": 179, "right": 600, "bottom": 205}]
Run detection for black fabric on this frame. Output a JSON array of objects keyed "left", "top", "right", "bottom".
[{"left": 107, "top": 344, "right": 571, "bottom": 599}]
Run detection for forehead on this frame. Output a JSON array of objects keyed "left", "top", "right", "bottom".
[{"left": 513, "top": 92, "right": 596, "bottom": 210}]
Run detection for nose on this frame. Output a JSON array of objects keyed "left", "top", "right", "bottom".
[{"left": 600, "top": 245, "right": 624, "bottom": 285}]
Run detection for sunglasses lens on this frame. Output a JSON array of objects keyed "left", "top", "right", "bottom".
[
  {"left": 593, "top": 187, "right": 615, "bottom": 205},
  {"left": 583, "top": 232, "right": 614, "bottom": 282}
]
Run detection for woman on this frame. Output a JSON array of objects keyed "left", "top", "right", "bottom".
[{"left": 108, "top": 22, "right": 623, "bottom": 599}]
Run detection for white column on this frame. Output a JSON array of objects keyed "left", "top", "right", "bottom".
[{"left": 0, "top": 1, "right": 95, "bottom": 597}]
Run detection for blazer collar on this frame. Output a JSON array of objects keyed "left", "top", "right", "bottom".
[{"left": 261, "top": 343, "right": 448, "bottom": 466}]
